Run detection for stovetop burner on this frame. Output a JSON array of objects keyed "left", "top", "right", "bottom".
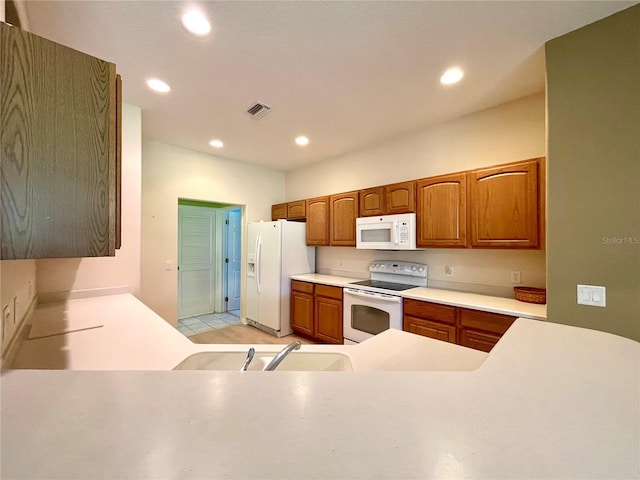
[{"left": 349, "top": 280, "right": 417, "bottom": 292}]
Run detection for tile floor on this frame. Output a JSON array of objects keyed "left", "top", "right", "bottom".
[{"left": 177, "top": 310, "right": 241, "bottom": 337}]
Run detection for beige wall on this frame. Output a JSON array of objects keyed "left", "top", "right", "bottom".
[
  {"left": 35, "top": 104, "right": 143, "bottom": 300},
  {"left": 140, "top": 141, "right": 285, "bottom": 324},
  {"left": 286, "top": 93, "right": 545, "bottom": 199},
  {"left": 0, "top": 260, "right": 37, "bottom": 361},
  {"left": 546, "top": 6, "right": 640, "bottom": 341},
  {"left": 286, "top": 93, "right": 547, "bottom": 295}
]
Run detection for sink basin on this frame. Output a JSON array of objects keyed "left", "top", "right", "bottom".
[{"left": 173, "top": 351, "right": 353, "bottom": 371}]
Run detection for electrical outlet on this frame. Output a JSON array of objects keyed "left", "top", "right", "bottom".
[
  {"left": 445, "top": 265, "right": 453, "bottom": 277},
  {"left": 165, "top": 260, "right": 172, "bottom": 271},
  {"left": 510, "top": 271, "right": 522, "bottom": 284}
]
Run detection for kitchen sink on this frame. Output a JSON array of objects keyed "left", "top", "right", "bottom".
[{"left": 173, "top": 351, "right": 353, "bottom": 371}]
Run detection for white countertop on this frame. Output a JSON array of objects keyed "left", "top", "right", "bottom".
[
  {"left": 292, "top": 273, "right": 547, "bottom": 320},
  {"left": 11, "top": 294, "right": 195, "bottom": 370},
  {"left": 2, "top": 318, "right": 638, "bottom": 479}
]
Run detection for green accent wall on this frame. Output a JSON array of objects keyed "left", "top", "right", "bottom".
[
  {"left": 546, "top": 5, "right": 640, "bottom": 341},
  {"left": 178, "top": 199, "right": 234, "bottom": 209}
]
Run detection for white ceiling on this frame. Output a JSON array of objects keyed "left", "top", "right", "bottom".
[{"left": 20, "top": 1, "right": 636, "bottom": 172}]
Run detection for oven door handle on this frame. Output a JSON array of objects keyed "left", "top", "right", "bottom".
[{"left": 344, "top": 288, "right": 402, "bottom": 303}]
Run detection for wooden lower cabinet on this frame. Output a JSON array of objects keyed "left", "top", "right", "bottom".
[
  {"left": 403, "top": 298, "right": 516, "bottom": 352},
  {"left": 404, "top": 316, "right": 456, "bottom": 343},
  {"left": 291, "top": 281, "right": 343, "bottom": 344}
]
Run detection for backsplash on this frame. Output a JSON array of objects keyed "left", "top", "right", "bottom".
[{"left": 316, "top": 247, "right": 546, "bottom": 298}]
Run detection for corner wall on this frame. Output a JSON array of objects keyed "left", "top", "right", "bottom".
[
  {"left": 286, "top": 93, "right": 547, "bottom": 295},
  {"left": 140, "top": 142, "right": 286, "bottom": 325},
  {"left": 35, "top": 104, "right": 143, "bottom": 300},
  {"left": 546, "top": 5, "right": 640, "bottom": 341}
]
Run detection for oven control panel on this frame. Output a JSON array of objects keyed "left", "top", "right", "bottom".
[{"left": 369, "top": 261, "right": 427, "bottom": 278}]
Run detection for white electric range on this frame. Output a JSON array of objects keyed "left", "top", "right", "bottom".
[{"left": 343, "top": 261, "right": 427, "bottom": 344}]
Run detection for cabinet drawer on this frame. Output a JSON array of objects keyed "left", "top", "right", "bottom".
[
  {"left": 315, "top": 284, "right": 342, "bottom": 300},
  {"left": 291, "top": 280, "right": 314, "bottom": 294},
  {"left": 403, "top": 316, "right": 456, "bottom": 343},
  {"left": 458, "top": 308, "right": 516, "bottom": 335},
  {"left": 403, "top": 299, "right": 456, "bottom": 325},
  {"left": 458, "top": 329, "right": 501, "bottom": 352}
]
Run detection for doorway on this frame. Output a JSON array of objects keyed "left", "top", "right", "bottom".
[{"left": 177, "top": 199, "right": 243, "bottom": 325}]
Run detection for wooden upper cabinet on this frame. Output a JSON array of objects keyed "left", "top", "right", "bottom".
[
  {"left": 287, "top": 200, "right": 306, "bottom": 219},
  {"left": 468, "top": 159, "right": 540, "bottom": 248},
  {"left": 271, "top": 203, "right": 287, "bottom": 221},
  {"left": 385, "top": 181, "right": 416, "bottom": 214},
  {"left": 359, "top": 187, "right": 385, "bottom": 217},
  {"left": 306, "top": 196, "right": 330, "bottom": 246},
  {"left": 416, "top": 173, "right": 467, "bottom": 248},
  {"left": 329, "top": 191, "right": 359, "bottom": 246},
  {"left": 1, "top": 22, "right": 120, "bottom": 259}
]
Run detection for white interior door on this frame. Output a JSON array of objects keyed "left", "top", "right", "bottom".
[
  {"left": 225, "top": 209, "right": 242, "bottom": 311},
  {"left": 178, "top": 205, "right": 216, "bottom": 319}
]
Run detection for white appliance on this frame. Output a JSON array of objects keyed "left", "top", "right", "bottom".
[
  {"left": 343, "top": 261, "right": 427, "bottom": 344},
  {"left": 246, "top": 220, "right": 315, "bottom": 337},
  {"left": 356, "top": 213, "right": 418, "bottom": 250}
]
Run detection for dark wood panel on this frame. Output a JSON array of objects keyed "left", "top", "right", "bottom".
[
  {"left": 385, "top": 180, "right": 415, "bottom": 214},
  {"left": 314, "top": 296, "right": 343, "bottom": 344},
  {"left": 1, "top": 22, "right": 116, "bottom": 258},
  {"left": 458, "top": 329, "right": 501, "bottom": 352},
  {"left": 115, "top": 73, "right": 122, "bottom": 250},
  {"left": 468, "top": 159, "right": 540, "bottom": 248},
  {"left": 291, "top": 280, "right": 314, "bottom": 294},
  {"left": 458, "top": 308, "right": 516, "bottom": 335},
  {"left": 305, "top": 196, "right": 329, "bottom": 246},
  {"left": 315, "top": 284, "right": 342, "bottom": 300},
  {"left": 359, "top": 187, "right": 384, "bottom": 217},
  {"left": 291, "top": 291, "right": 314, "bottom": 337},
  {"left": 329, "top": 191, "right": 358, "bottom": 246},
  {"left": 271, "top": 203, "right": 287, "bottom": 221},
  {"left": 403, "top": 315, "right": 456, "bottom": 343},
  {"left": 287, "top": 200, "right": 306, "bottom": 219},
  {"left": 403, "top": 298, "right": 457, "bottom": 324},
  {"left": 416, "top": 173, "right": 467, "bottom": 248}
]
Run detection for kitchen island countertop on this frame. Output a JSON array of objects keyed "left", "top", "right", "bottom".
[{"left": 2, "top": 316, "right": 638, "bottom": 479}]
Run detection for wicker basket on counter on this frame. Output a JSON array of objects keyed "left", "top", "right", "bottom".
[{"left": 514, "top": 287, "right": 546, "bottom": 304}]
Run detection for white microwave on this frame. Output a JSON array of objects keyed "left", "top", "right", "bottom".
[{"left": 356, "top": 213, "right": 418, "bottom": 250}]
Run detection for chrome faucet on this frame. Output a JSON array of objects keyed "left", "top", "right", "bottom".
[
  {"left": 240, "top": 347, "right": 255, "bottom": 371},
  {"left": 263, "top": 340, "right": 301, "bottom": 371}
]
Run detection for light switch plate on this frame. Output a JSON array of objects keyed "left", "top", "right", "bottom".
[{"left": 577, "top": 285, "right": 606, "bottom": 307}]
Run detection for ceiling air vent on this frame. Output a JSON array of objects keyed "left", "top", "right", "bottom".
[{"left": 246, "top": 102, "right": 272, "bottom": 119}]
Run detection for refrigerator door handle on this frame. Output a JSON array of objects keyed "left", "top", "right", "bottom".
[{"left": 256, "top": 235, "right": 262, "bottom": 293}]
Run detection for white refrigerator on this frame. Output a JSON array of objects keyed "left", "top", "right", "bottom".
[{"left": 246, "top": 220, "right": 315, "bottom": 337}]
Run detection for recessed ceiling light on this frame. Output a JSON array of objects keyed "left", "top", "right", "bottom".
[
  {"left": 295, "top": 136, "right": 309, "bottom": 146},
  {"left": 181, "top": 10, "right": 211, "bottom": 36},
  {"left": 146, "top": 78, "right": 171, "bottom": 93},
  {"left": 209, "top": 139, "right": 223, "bottom": 148},
  {"left": 440, "top": 67, "right": 464, "bottom": 85}
]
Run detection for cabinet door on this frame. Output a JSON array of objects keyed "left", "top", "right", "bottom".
[
  {"left": 287, "top": 200, "right": 306, "bottom": 219},
  {"left": 291, "top": 291, "right": 314, "bottom": 337},
  {"left": 306, "top": 196, "right": 330, "bottom": 246},
  {"left": 314, "top": 295, "right": 343, "bottom": 344},
  {"left": 416, "top": 173, "right": 467, "bottom": 248},
  {"left": 403, "top": 316, "right": 456, "bottom": 343},
  {"left": 1, "top": 22, "right": 119, "bottom": 258},
  {"left": 385, "top": 181, "right": 415, "bottom": 214},
  {"left": 468, "top": 159, "right": 540, "bottom": 248},
  {"left": 330, "top": 191, "right": 359, "bottom": 246},
  {"left": 359, "top": 187, "right": 385, "bottom": 217},
  {"left": 271, "top": 203, "right": 287, "bottom": 221}
]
